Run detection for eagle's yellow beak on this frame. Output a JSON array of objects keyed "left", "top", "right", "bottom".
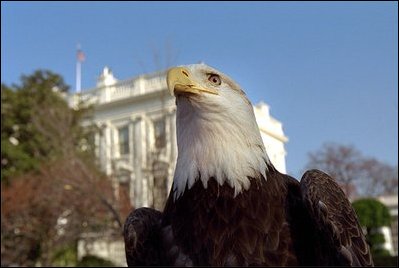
[{"left": 167, "top": 67, "right": 219, "bottom": 96}]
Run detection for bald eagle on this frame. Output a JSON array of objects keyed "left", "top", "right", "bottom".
[{"left": 123, "top": 63, "right": 373, "bottom": 266}]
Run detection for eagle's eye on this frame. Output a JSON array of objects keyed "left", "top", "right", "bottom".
[{"left": 208, "top": 74, "right": 221, "bottom": 86}]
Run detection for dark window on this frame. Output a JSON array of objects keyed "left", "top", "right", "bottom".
[
  {"left": 118, "top": 126, "right": 129, "bottom": 155},
  {"left": 154, "top": 119, "right": 166, "bottom": 149},
  {"left": 152, "top": 161, "right": 169, "bottom": 210}
]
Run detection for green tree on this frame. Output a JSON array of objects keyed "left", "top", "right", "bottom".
[
  {"left": 1, "top": 70, "right": 98, "bottom": 183},
  {"left": 1, "top": 70, "right": 71, "bottom": 182},
  {"left": 1, "top": 84, "right": 39, "bottom": 181},
  {"left": 352, "top": 198, "right": 392, "bottom": 258},
  {"left": 1, "top": 70, "right": 123, "bottom": 266}
]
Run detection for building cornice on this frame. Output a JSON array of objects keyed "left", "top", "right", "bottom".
[{"left": 259, "top": 126, "right": 289, "bottom": 143}]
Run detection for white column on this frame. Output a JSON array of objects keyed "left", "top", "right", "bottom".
[
  {"left": 104, "top": 122, "right": 113, "bottom": 175},
  {"left": 132, "top": 115, "right": 145, "bottom": 208},
  {"left": 143, "top": 116, "right": 150, "bottom": 207},
  {"left": 94, "top": 132, "right": 100, "bottom": 161},
  {"left": 128, "top": 117, "right": 135, "bottom": 207}
]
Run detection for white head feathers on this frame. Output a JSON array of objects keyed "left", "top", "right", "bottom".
[{"left": 169, "top": 63, "right": 272, "bottom": 200}]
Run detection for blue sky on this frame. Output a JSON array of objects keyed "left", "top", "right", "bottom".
[{"left": 2, "top": 1, "right": 398, "bottom": 178}]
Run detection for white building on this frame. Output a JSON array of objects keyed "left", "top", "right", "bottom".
[
  {"left": 68, "top": 66, "right": 288, "bottom": 210},
  {"left": 67, "top": 66, "right": 288, "bottom": 265},
  {"left": 378, "top": 195, "right": 398, "bottom": 256}
]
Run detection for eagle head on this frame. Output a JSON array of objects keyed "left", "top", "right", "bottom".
[{"left": 167, "top": 63, "right": 271, "bottom": 200}]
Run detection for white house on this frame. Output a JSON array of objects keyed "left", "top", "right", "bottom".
[
  {"left": 67, "top": 66, "right": 288, "bottom": 265},
  {"left": 68, "top": 66, "right": 288, "bottom": 210}
]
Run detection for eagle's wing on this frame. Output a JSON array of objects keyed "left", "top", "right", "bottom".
[
  {"left": 300, "top": 169, "right": 374, "bottom": 266},
  {"left": 123, "top": 207, "right": 162, "bottom": 266}
]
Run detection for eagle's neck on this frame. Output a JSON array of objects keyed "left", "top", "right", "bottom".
[{"left": 173, "top": 97, "right": 273, "bottom": 200}]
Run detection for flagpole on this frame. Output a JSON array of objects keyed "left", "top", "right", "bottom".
[
  {"left": 76, "top": 58, "right": 81, "bottom": 94},
  {"left": 76, "top": 43, "right": 82, "bottom": 94}
]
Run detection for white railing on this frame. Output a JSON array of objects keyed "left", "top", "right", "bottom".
[
  {"left": 68, "top": 72, "right": 168, "bottom": 107},
  {"left": 109, "top": 79, "right": 138, "bottom": 102},
  {"left": 144, "top": 75, "right": 167, "bottom": 95},
  {"left": 106, "top": 73, "right": 167, "bottom": 103}
]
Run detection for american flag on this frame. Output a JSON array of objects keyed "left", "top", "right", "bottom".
[{"left": 77, "top": 49, "right": 85, "bottom": 62}]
